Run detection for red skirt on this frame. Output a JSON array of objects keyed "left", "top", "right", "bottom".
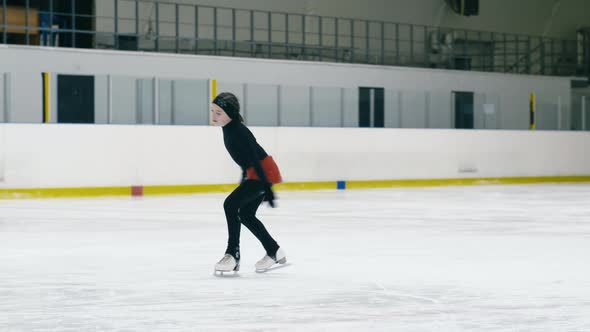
[{"left": 246, "top": 156, "right": 283, "bottom": 184}]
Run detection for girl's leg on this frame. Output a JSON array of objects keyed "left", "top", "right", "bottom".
[
  {"left": 238, "top": 185, "right": 280, "bottom": 256},
  {"left": 222, "top": 180, "right": 267, "bottom": 259}
]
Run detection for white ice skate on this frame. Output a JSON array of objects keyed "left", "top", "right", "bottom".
[
  {"left": 255, "top": 248, "right": 288, "bottom": 273},
  {"left": 214, "top": 254, "right": 239, "bottom": 276}
]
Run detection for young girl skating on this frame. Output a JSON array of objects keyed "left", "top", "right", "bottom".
[{"left": 211, "top": 92, "right": 286, "bottom": 274}]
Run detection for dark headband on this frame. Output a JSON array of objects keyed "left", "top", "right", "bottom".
[{"left": 213, "top": 96, "right": 239, "bottom": 120}]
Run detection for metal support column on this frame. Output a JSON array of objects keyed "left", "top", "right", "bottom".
[
  {"left": 114, "top": 0, "right": 119, "bottom": 48},
  {"left": 365, "top": 20, "right": 369, "bottom": 63},
  {"left": 2, "top": 0, "right": 7, "bottom": 43},
  {"left": 302, "top": 15, "right": 306, "bottom": 60},
  {"left": 194, "top": 6, "right": 199, "bottom": 54},
  {"left": 175, "top": 4, "right": 179, "bottom": 53},
  {"left": 232, "top": 9, "right": 236, "bottom": 56},
  {"left": 350, "top": 19, "right": 354, "bottom": 63},
  {"left": 267, "top": 12, "right": 271, "bottom": 58},
  {"left": 71, "top": 0, "right": 76, "bottom": 47},
  {"left": 155, "top": 4, "right": 160, "bottom": 51},
  {"left": 25, "top": 0, "right": 30, "bottom": 45},
  {"left": 319, "top": 16, "right": 323, "bottom": 61},
  {"left": 334, "top": 18, "right": 339, "bottom": 62},
  {"left": 213, "top": 7, "right": 218, "bottom": 55}
]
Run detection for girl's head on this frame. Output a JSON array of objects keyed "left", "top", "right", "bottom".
[{"left": 211, "top": 92, "right": 243, "bottom": 126}]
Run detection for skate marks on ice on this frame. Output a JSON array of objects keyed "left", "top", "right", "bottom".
[
  {"left": 213, "top": 270, "right": 241, "bottom": 278},
  {"left": 255, "top": 262, "right": 292, "bottom": 273},
  {"left": 213, "top": 263, "right": 292, "bottom": 277},
  {"left": 372, "top": 281, "right": 440, "bottom": 304},
  {"left": 369, "top": 281, "right": 460, "bottom": 328}
]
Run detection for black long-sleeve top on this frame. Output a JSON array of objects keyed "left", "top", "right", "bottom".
[{"left": 222, "top": 120, "right": 269, "bottom": 184}]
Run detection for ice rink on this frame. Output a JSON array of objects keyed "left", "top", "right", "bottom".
[{"left": 1, "top": 184, "right": 589, "bottom": 331}]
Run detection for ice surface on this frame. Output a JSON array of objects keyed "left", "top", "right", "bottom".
[{"left": 1, "top": 184, "right": 589, "bottom": 331}]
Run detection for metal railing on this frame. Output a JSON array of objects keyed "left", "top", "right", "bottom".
[{"left": 1, "top": 0, "right": 588, "bottom": 77}]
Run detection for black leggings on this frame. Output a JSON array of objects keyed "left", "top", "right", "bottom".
[{"left": 223, "top": 180, "right": 279, "bottom": 260}]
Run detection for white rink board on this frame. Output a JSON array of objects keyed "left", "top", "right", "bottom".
[{"left": 0, "top": 124, "right": 589, "bottom": 189}]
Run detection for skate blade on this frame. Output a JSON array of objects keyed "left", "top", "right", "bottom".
[
  {"left": 213, "top": 270, "right": 240, "bottom": 278},
  {"left": 255, "top": 262, "right": 291, "bottom": 273}
]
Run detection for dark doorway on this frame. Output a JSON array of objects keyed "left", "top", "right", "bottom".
[
  {"left": 57, "top": 74, "right": 94, "bottom": 123},
  {"left": 359, "top": 87, "right": 384, "bottom": 127},
  {"left": 453, "top": 91, "right": 474, "bottom": 129}
]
